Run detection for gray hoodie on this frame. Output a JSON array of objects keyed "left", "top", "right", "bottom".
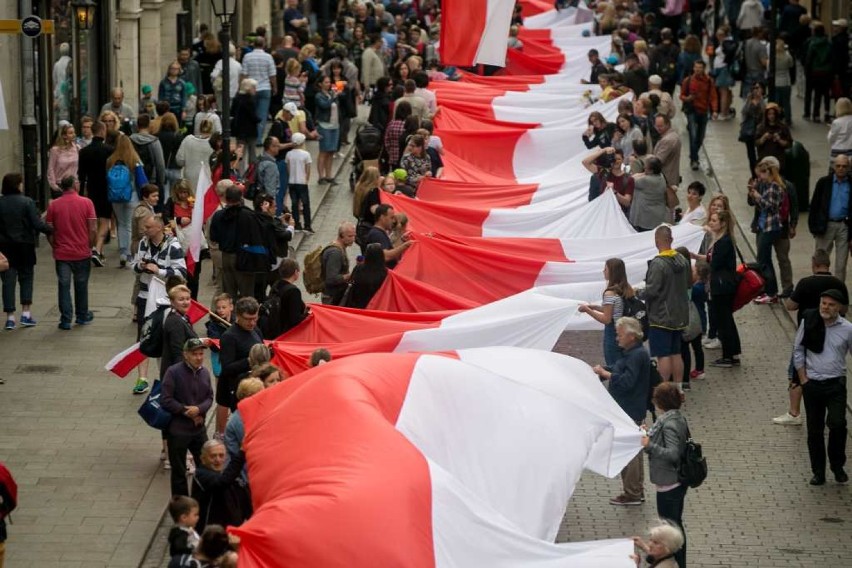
[
  {"left": 644, "top": 250, "right": 690, "bottom": 330},
  {"left": 130, "top": 132, "right": 166, "bottom": 189}
]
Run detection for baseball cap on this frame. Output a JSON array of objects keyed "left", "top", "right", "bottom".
[
  {"left": 291, "top": 132, "right": 306, "bottom": 145},
  {"left": 832, "top": 19, "right": 847, "bottom": 27},
  {"left": 392, "top": 168, "right": 408, "bottom": 181},
  {"left": 821, "top": 289, "right": 848, "bottom": 304},
  {"left": 183, "top": 338, "right": 208, "bottom": 352},
  {"left": 757, "top": 156, "right": 780, "bottom": 169},
  {"left": 141, "top": 84, "right": 152, "bottom": 95},
  {"left": 283, "top": 102, "right": 299, "bottom": 115},
  {"left": 648, "top": 74, "right": 662, "bottom": 85}
]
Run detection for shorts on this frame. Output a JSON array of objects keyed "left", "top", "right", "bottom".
[
  {"left": 787, "top": 353, "right": 799, "bottom": 385},
  {"left": 216, "top": 373, "right": 238, "bottom": 411},
  {"left": 648, "top": 327, "right": 683, "bottom": 357}
]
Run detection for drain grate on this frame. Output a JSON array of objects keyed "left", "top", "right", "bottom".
[
  {"left": 777, "top": 548, "right": 805, "bottom": 555},
  {"left": 819, "top": 517, "right": 845, "bottom": 524},
  {"left": 15, "top": 364, "right": 62, "bottom": 374}
]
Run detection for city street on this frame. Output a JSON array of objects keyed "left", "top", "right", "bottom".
[{"left": 2, "top": 93, "right": 852, "bottom": 567}]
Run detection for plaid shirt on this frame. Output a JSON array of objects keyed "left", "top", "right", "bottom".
[
  {"left": 241, "top": 50, "right": 276, "bottom": 91},
  {"left": 755, "top": 180, "right": 783, "bottom": 233},
  {"left": 384, "top": 119, "right": 406, "bottom": 167}
]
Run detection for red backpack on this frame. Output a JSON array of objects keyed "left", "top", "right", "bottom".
[
  {"left": 779, "top": 187, "right": 791, "bottom": 225},
  {"left": 0, "top": 462, "right": 17, "bottom": 520}
]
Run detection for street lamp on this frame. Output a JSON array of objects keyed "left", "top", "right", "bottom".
[
  {"left": 70, "top": 0, "right": 96, "bottom": 127},
  {"left": 210, "top": 0, "right": 238, "bottom": 179}
]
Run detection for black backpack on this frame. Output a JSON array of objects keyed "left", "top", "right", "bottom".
[
  {"left": 678, "top": 426, "right": 708, "bottom": 488},
  {"left": 139, "top": 305, "right": 170, "bottom": 357},
  {"left": 622, "top": 295, "right": 650, "bottom": 338},
  {"left": 258, "top": 292, "right": 282, "bottom": 340}
]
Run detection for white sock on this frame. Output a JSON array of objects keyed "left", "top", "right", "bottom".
[
  {"left": 6, "top": 314, "right": 14, "bottom": 322},
  {"left": 22, "top": 311, "right": 31, "bottom": 318}
]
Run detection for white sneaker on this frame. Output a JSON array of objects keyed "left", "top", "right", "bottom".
[
  {"left": 772, "top": 412, "right": 803, "bottom": 425},
  {"left": 703, "top": 338, "right": 722, "bottom": 349}
]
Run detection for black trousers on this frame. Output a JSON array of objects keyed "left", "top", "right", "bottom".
[
  {"left": 656, "top": 483, "right": 688, "bottom": 568},
  {"left": 167, "top": 430, "right": 208, "bottom": 496},
  {"left": 681, "top": 335, "right": 704, "bottom": 383},
  {"left": 709, "top": 293, "right": 740, "bottom": 359},
  {"left": 802, "top": 377, "right": 848, "bottom": 476}
]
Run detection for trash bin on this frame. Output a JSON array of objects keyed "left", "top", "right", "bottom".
[{"left": 784, "top": 141, "right": 810, "bottom": 212}]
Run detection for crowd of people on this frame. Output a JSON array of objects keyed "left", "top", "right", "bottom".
[{"left": 3, "top": 0, "right": 852, "bottom": 566}]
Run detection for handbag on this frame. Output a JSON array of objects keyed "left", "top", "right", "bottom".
[
  {"left": 137, "top": 380, "right": 172, "bottom": 430},
  {"left": 733, "top": 245, "right": 765, "bottom": 311},
  {"left": 678, "top": 425, "right": 708, "bottom": 488}
]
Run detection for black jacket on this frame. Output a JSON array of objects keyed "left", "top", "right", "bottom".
[
  {"left": 708, "top": 234, "right": 738, "bottom": 296},
  {"left": 192, "top": 451, "right": 251, "bottom": 533},
  {"left": 157, "top": 130, "right": 184, "bottom": 170},
  {"left": 230, "top": 93, "right": 260, "bottom": 140},
  {"left": 77, "top": 137, "right": 112, "bottom": 201},
  {"left": 160, "top": 311, "right": 198, "bottom": 380},
  {"left": 0, "top": 194, "right": 52, "bottom": 245},
  {"left": 808, "top": 175, "right": 852, "bottom": 237},
  {"left": 272, "top": 280, "right": 307, "bottom": 334},
  {"left": 210, "top": 205, "right": 253, "bottom": 253}
]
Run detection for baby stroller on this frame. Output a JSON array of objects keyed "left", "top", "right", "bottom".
[{"left": 349, "top": 123, "right": 384, "bottom": 191}]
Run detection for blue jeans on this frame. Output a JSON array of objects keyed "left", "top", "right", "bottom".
[
  {"left": 656, "top": 483, "right": 688, "bottom": 568},
  {"left": 686, "top": 111, "right": 708, "bottom": 163},
  {"left": 55, "top": 259, "right": 91, "bottom": 325},
  {"left": 255, "top": 89, "right": 272, "bottom": 141},
  {"left": 289, "top": 183, "right": 311, "bottom": 229},
  {"left": 756, "top": 229, "right": 781, "bottom": 297},
  {"left": 603, "top": 322, "right": 623, "bottom": 367},
  {"left": 276, "top": 160, "right": 288, "bottom": 215},
  {"left": 112, "top": 199, "right": 137, "bottom": 260},
  {"left": 2, "top": 264, "right": 34, "bottom": 313}
]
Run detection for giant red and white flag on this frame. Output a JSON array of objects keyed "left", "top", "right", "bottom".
[
  {"left": 270, "top": 287, "right": 599, "bottom": 375},
  {"left": 231, "top": 347, "right": 642, "bottom": 567},
  {"left": 440, "top": 0, "right": 516, "bottom": 66}
]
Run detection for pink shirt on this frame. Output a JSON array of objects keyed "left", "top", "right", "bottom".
[
  {"left": 47, "top": 145, "right": 80, "bottom": 192},
  {"left": 45, "top": 190, "right": 96, "bottom": 261}
]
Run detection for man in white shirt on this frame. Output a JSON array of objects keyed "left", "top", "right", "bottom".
[
  {"left": 241, "top": 37, "right": 277, "bottom": 142},
  {"left": 211, "top": 42, "right": 242, "bottom": 112},
  {"left": 413, "top": 72, "right": 437, "bottom": 116},
  {"left": 285, "top": 133, "right": 314, "bottom": 232}
]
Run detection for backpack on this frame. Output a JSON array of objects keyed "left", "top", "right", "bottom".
[
  {"left": 779, "top": 187, "right": 791, "bottom": 224},
  {"left": 654, "top": 47, "right": 678, "bottom": 83},
  {"left": 258, "top": 291, "right": 283, "bottom": 339},
  {"left": 134, "top": 141, "right": 156, "bottom": 184},
  {"left": 622, "top": 294, "right": 650, "bottom": 339},
  {"left": 242, "top": 162, "right": 259, "bottom": 200},
  {"left": 139, "top": 305, "right": 171, "bottom": 357},
  {"left": 107, "top": 161, "right": 133, "bottom": 203},
  {"left": 355, "top": 124, "right": 383, "bottom": 160},
  {"left": 678, "top": 426, "right": 708, "bottom": 488},
  {"left": 303, "top": 243, "right": 340, "bottom": 295},
  {"left": 721, "top": 38, "right": 739, "bottom": 66},
  {"left": 0, "top": 461, "right": 18, "bottom": 521}
]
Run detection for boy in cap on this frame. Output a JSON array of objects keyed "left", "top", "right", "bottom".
[
  {"left": 139, "top": 84, "right": 157, "bottom": 116},
  {"left": 285, "top": 132, "right": 313, "bottom": 232}
]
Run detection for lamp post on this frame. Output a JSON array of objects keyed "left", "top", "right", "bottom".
[
  {"left": 211, "top": 0, "right": 238, "bottom": 179},
  {"left": 70, "top": 0, "right": 96, "bottom": 127}
]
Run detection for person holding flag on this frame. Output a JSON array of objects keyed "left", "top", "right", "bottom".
[{"left": 131, "top": 215, "right": 188, "bottom": 395}]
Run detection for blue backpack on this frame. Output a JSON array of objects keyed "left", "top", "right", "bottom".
[{"left": 107, "top": 161, "right": 133, "bottom": 203}]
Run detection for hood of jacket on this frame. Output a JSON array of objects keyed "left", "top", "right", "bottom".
[{"left": 130, "top": 132, "right": 158, "bottom": 145}]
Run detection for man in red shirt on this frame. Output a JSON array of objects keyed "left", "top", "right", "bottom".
[{"left": 45, "top": 176, "right": 97, "bottom": 330}]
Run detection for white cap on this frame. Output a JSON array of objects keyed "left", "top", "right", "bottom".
[
  {"left": 648, "top": 74, "right": 662, "bottom": 85},
  {"left": 832, "top": 18, "right": 848, "bottom": 27},
  {"left": 283, "top": 102, "right": 299, "bottom": 115},
  {"left": 291, "top": 132, "right": 306, "bottom": 145}
]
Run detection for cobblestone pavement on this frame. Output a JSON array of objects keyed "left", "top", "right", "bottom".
[{"left": 4, "top": 96, "right": 852, "bottom": 567}]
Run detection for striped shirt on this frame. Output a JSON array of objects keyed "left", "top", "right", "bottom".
[
  {"left": 131, "top": 235, "right": 188, "bottom": 299},
  {"left": 241, "top": 50, "right": 276, "bottom": 92}
]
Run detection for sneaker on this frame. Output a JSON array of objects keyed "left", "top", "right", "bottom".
[
  {"left": 19, "top": 315, "right": 37, "bottom": 327},
  {"left": 318, "top": 178, "right": 329, "bottom": 185},
  {"left": 753, "top": 294, "right": 778, "bottom": 304},
  {"left": 119, "top": 257, "right": 127, "bottom": 269},
  {"left": 186, "top": 455, "right": 196, "bottom": 475},
  {"left": 689, "top": 370, "right": 705, "bottom": 380},
  {"left": 160, "top": 449, "right": 167, "bottom": 462},
  {"left": 682, "top": 382, "right": 691, "bottom": 391},
  {"left": 303, "top": 227, "right": 315, "bottom": 234},
  {"left": 731, "top": 358, "right": 741, "bottom": 366},
  {"left": 163, "top": 459, "right": 171, "bottom": 470},
  {"left": 57, "top": 322, "right": 72, "bottom": 331},
  {"left": 773, "top": 412, "right": 803, "bottom": 425},
  {"left": 75, "top": 311, "right": 94, "bottom": 325},
  {"left": 609, "top": 494, "right": 643, "bottom": 506},
  {"left": 91, "top": 249, "right": 104, "bottom": 267},
  {"left": 4, "top": 320, "right": 15, "bottom": 331},
  {"left": 690, "top": 160, "right": 699, "bottom": 171},
  {"left": 703, "top": 338, "right": 722, "bottom": 349},
  {"left": 710, "top": 357, "right": 734, "bottom": 368},
  {"left": 809, "top": 474, "right": 826, "bottom": 486},
  {"left": 778, "top": 287, "right": 794, "bottom": 299},
  {"left": 132, "top": 379, "right": 150, "bottom": 395}
]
